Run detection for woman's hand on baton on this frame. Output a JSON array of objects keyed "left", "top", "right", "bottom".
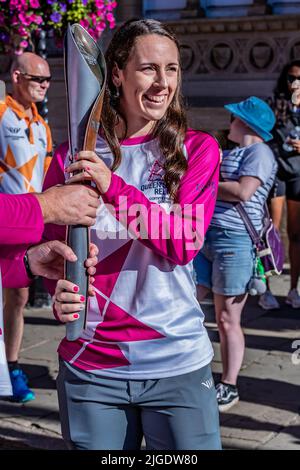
[
  {"left": 53, "top": 242, "right": 98, "bottom": 323},
  {"left": 65, "top": 151, "right": 112, "bottom": 194}
]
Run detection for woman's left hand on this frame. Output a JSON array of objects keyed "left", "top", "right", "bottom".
[{"left": 65, "top": 151, "right": 112, "bottom": 194}]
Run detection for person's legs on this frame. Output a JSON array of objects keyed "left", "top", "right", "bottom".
[
  {"left": 287, "top": 199, "right": 300, "bottom": 291},
  {"left": 56, "top": 360, "right": 143, "bottom": 450},
  {"left": 141, "top": 365, "right": 221, "bottom": 450},
  {"left": 214, "top": 293, "right": 248, "bottom": 385},
  {"left": 4, "top": 287, "right": 34, "bottom": 403},
  {"left": 4, "top": 287, "right": 29, "bottom": 362},
  {"left": 196, "top": 285, "right": 210, "bottom": 302},
  {"left": 270, "top": 195, "right": 285, "bottom": 231}
]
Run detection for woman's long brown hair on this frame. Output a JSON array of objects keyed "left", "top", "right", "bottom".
[{"left": 101, "top": 19, "right": 188, "bottom": 200}]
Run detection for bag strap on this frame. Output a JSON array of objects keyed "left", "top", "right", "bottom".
[{"left": 235, "top": 203, "right": 262, "bottom": 245}]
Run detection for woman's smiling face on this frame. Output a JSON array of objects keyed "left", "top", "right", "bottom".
[{"left": 113, "top": 34, "right": 180, "bottom": 133}]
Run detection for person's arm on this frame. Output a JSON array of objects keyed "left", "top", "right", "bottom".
[
  {"left": 43, "top": 121, "right": 53, "bottom": 176},
  {"left": 0, "top": 247, "right": 29, "bottom": 288},
  {"left": 0, "top": 193, "right": 44, "bottom": 245},
  {"left": 218, "top": 144, "right": 276, "bottom": 203},
  {"left": 1, "top": 241, "right": 98, "bottom": 289},
  {"left": 218, "top": 176, "right": 261, "bottom": 202}
]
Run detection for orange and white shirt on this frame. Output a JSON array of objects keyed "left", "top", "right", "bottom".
[{"left": 0, "top": 95, "right": 52, "bottom": 194}]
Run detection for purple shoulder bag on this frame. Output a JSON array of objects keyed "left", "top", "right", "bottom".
[{"left": 236, "top": 203, "right": 285, "bottom": 277}]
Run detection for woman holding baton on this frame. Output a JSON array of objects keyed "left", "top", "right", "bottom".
[{"left": 44, "top": 19, "right": 221, "bottom": 450}]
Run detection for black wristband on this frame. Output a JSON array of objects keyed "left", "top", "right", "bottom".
[{"left": 23, "top": 251, "right": 35, "bottom": 279}]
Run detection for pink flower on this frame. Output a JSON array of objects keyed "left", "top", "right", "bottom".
[
  {"left": 106, "top": 12, "right": 114, "bottom": 22},
  {"left": 95, "top": 21, "right": 105, "bottom": 32},
  {"left": 89, "top": 13, "right": 97, "bottom": 22},
  {"left": 20, "top": 40, "right": 28, "bottom": 48},
  {"left": 17, "top": 27, "right": 29, "bottom": 37},
  {"left": 18, "top": 13, "right": 32, "bottom": 26},
  {"left": 29, "top": 0, "right": 40, "bottom": 7},
  {"left": 33, "top": 14, "right": 43, "bottom": 24},
  {"left": 88, "top": 29, "right": 97, "bottom": 40},
  {"left": 96, "top": 9, "right": 104, "bottom": 19},
  {"left": 79, "top": 19, "right": 90, "bottom": 29}
]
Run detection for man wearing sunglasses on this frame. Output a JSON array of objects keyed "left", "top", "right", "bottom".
[{"left": 0, "top": 52, "right": 54, "bottom": 403}]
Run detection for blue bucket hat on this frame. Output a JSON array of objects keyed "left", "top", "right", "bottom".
[{"left": 224, "top": 96, "right": 276, "bottom": 142}]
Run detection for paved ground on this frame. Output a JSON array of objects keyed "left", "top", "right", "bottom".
[{"left": 0, "top": 267, "right": 300, "bottom": 450}]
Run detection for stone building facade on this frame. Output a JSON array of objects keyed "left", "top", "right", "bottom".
[{"left": 1, "top": 0, "right": 300, "bottom": 144}]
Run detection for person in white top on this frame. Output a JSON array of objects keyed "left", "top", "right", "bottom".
[{"left": 44, "top": 19, "right": 221, "bottom": 450}]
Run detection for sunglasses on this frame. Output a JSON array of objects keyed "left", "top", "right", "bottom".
[
  {"left": 19, "top": 72, "right": 52, "bottom": 84},
  {"left": 287, "top": 74, "right": 300, "bottom": 84}
]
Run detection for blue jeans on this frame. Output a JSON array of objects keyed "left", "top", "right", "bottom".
[
  {"left": 56, "top": 360, "right": 222, "bottom": 450},
  {"left": 194, "top": 226, "right": 255, "bottom": 296}
]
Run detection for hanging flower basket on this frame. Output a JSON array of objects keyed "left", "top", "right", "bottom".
[{"left": 0, "top": 0, "right": 117, "bottom": 56}]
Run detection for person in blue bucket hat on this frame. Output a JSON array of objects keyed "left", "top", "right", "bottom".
[
  {"left": 194, "top": 96, "right": 277, "bottom": 412},
  {"left": 224, "top": 96, "right": 276, "bottom": 142}
]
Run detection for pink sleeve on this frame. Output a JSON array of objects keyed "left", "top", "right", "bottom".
[
  {"left": 42, "top": 142, "right": 68, "bottom": 298},
  {"left": 0, "top": 247, "right": 29, "bottom": 288},
  {"left": 102, "top": 131, "right": 220, "bottom": 265},
  {"left": 0, "top": 193, "right": 44, "bottom": 245}
]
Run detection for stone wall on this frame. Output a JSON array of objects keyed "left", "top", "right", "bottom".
[{"left": 1, "top": 13, "right": 300, "bottom": 144}]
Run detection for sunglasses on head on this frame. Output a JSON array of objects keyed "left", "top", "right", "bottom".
[
  {"left": 19, "top": 72, "right": 52, "bottom": 84},
  {"left": 287, "top": 74, "right": 300, "bottom": 84}
]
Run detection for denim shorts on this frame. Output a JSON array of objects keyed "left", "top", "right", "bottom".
[{"left": 194, "top": 226, "right": 255, "bottom": 296}]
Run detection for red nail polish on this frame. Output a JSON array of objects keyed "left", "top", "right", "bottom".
[
  {"left": 73, "top": 313, "right": 79, "bottom": 319},
  {"left": 80, "top": 295, "right": 85, "bottom": 302},
  {"left": 73, "top": 286, "right": 79, "bottom": 292}
]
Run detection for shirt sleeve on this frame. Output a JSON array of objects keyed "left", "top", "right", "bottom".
[
  {"left": 43, "top": 122, "right": 53, "bottom": 177},
  {"left": 238, "top": 144, "right": 277, "bottom": 185},
  {"left": 0, "top": 193, "right": 44, "bottom": 245},
  {"left": 0, "top": 247, "right": 29, "bottom": 288},
  {"left": 102, "top": 131, "right": 220, "bottom": 266}
]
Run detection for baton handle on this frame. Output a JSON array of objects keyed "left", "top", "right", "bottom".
[{"left": 65, "top": 224, "right": 89, "bottom": 341}]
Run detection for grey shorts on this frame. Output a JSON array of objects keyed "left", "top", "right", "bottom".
[{"left": 56, "top": 360, "right": 222, "bottom": 450}]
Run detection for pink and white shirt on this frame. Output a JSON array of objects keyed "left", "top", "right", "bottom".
[{"left": 43, "top": 129, "right": 220, "bottom": 379}]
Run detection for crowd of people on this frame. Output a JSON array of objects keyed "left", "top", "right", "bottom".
[{"left": 0, "top": 18, "right": 300, "bottom": 450}]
